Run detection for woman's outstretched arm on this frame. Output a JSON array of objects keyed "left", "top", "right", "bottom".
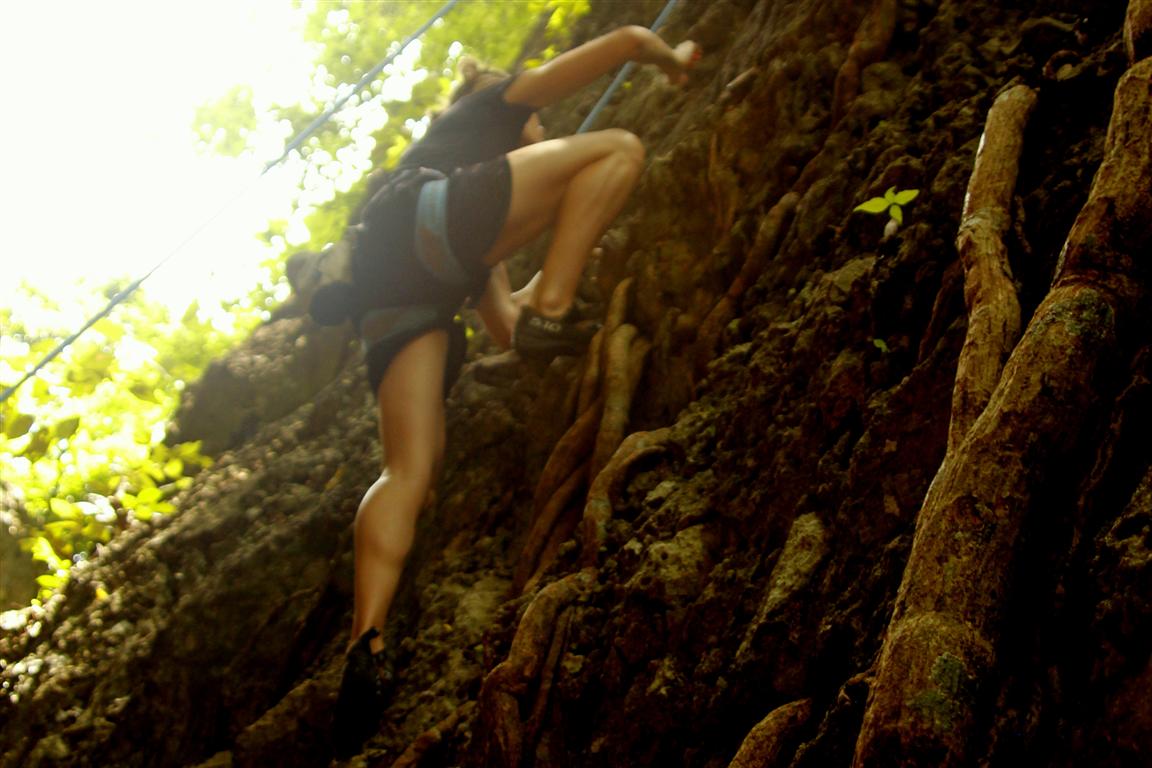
[{"left": 504, "top": 25, "right": 699, "bottom": 110}]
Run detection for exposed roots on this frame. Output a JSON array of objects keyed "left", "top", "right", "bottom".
[
  {"left": 1127, "top": 0, "right": 1152, "bottom": 63},
  {"left": 475, "top": 571, "right": 592, "bottom": 768},
  {"left": 520, "top": 275, "right": 658, "bottom": 591},
  {"left": 590, "top": 323, "right": 642, "bottom": 478},
  {"left": 708, "top": 132, "right": 740, "bottom": 236},
  {"left": 531, "top": 399, "right": 604, "bottom": 519},
  {"left": 580, "top": 427, "right": 675, "bottom": 568},
  {"left": 576, "top": 279, "right": 633, "bottom": 416},
  {"left": 728, "top": 698, "right": 813, "bottom": 768},
  {"left": 694, "top": 296, "right": 736, "bottom": 378},
  {"left": 949, "top": 83, "right": 1036, "bottom": 452},
  {"left": 520, "top": 502, "right": 585, "bottom": 597},
  {"left": 389, "top": 702, "right": 475, "bottom": 768},
  {"left": 523, "top": 606, "right": 575, "bottom": 746},
  {"left": 576, "top": 329, "right": 606, "bottom": 416},
  {"left": 830, "top": 0, "right": 899, "bottom": 125},
  {"left": 602, "top": 277, "right": 635, "bottom": 342},
  {"left": 854, "top": 57, "right": 1152, "bottom": 768},
  {"left": 693, "top": 191, "right": 799, "bottom": 376},
  {"left": 516, "top": 460, "right": 590, "bottom": 594},
  {"left": 729, "top": 192, "right": 800, "bottom": 300}
]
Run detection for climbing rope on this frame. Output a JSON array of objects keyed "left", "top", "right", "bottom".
[
  {"left": 3, "top": 0, "right": 685, "bottom": 405},
  {"left": 577, "top": 0, "right": 680, "bottom": 134},
  {"left": 264, "top": 0, "right": 461, "bottom": 173},
  {"left": 0, "top": 0, "right": 461, "bottom": 406}
]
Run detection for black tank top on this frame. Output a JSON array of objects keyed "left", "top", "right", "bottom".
[{"left": 398, "top": 78, "right": 534, "bottom": 172}]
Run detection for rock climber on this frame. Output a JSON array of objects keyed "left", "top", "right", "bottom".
[{"left": 310, "top": 23, "right": 701, "bottom": 754}]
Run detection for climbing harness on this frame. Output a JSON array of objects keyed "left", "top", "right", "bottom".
[
  {"left": 0, "top": 0, "right": 461, "bottom": 406},
  {"left": 3, "top": 0, "right": 686, "bottom": 405}
]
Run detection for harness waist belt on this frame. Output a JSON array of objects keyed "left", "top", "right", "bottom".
[
  {"left": 359, "top": 304, "right": 448, "bottom": 354},
  {"left": 414, "top": 176, "right": 472, "bottom": 286}
]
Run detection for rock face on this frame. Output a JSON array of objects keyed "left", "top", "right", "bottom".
[{"left": 2, "top": 1, "right": 1150, "bottom": 767}]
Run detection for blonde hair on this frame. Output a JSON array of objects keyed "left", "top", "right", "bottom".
[{"left": 449, "top": 56, "right": 508, "bottom": 105}]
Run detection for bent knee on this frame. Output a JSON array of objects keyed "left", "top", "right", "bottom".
[{"left": 601, "top": 128, "right": 645, "bottom": 167}]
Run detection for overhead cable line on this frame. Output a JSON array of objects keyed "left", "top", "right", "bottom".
[
  {"left": 577, "top": 0, "right": 680, "bottom": 134},
  {"left": 0, "top": 0, "right": 461, "bottom": 406},
  {"left": 264, "top": 0, "right": 461, "bottom": 173},
  {"left": 4, "top": 0, "right": 685, "bottom": 406},
  {"left": 0, "top": 180, "right": 257, "bottom": 405}
]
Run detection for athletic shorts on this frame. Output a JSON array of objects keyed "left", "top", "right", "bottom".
[{"left": 363, "top": 311, "right": 468, "bottom": 398}]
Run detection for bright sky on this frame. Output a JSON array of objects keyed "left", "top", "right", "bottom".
[{"left": 0, "top": 1, "right": 319, "bottom": 325}]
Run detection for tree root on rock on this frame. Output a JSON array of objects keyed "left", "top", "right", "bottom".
[
  {"left": 519, "top": 276, "right": 658, "bottom": 592},
  {"left": 854, "top": 57, "right": 1152, "bottom": 768},
  {"left": 831, "top": 0, "right": 899, "bottom": 125},
  {"left": 1127, "top": 0, "right": 1152, "bottom": 63},
  {"left": 581, "top": 427, "right": 675, "bottom": 568},
  {"left": 575, "top": 278, "right": 633, "bottom": 417},
  {"left": 522, "top": 605, "right": 575, "bottom": 747},
  {"left": 576, "top": 330, "right": 606, "bottom": 416},
  {"left": 601, "top": 277, "right": 635, "bottom": 343},
  {"left": 729, "top": 192, "right": 800, "bottom": 301},
  {"left": 475, "top": 571, "right": 591, "bottom": 768},
  {"left": 516, "top": 460, "right": 590, "bottom": 594},
  {"left": 948, "top": 83, "right": 1037, "bottom": 453},
  {"left": 591, "top": 324, "right": 649, "bottom": 479},
  {"left": 389, "top": 701, "right": 475, "bottom": 768},
  {"left": 727, "top": 698, "right": 812, "bottom": 768},
  {"left": 531, "top": 399, "right": 603, "bottom": 521},
  {"left": 693, "top": 295, "right": 735, "bottom": 378},
  {"left": 708, "top": 132, "right": 741, "bottom": 236},
  {"left": 520, "top": 501, "right": 586, "bottom": 597},
  {"left": 693, "top": 192, "right": 799, "bottom": 375}
]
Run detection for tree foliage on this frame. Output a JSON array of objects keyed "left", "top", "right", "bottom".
[
  {"left": 2, "top": 1, "right": 590, "bottom": 608},
  {"left": 196, "top": 0, "right": 589, "bottom": 270},
  {"left": 1, "top": 285, "right": 262, "bottom": 600}
]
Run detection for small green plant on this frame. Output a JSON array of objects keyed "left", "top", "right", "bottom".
[{"left": 854, "top": 187, "right": 920, "bottom": 235}]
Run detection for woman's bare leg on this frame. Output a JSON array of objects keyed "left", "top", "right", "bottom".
[
  {"left": 349, "top": 131, "right": 643, "bottom": 644},
  {"left": 482, "top": 128, "right": 645, "bottom": 317},
  {"left": 350, "top": 330, "right": 448, "bottom": 654}
]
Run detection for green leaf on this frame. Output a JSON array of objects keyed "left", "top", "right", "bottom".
[
  {"left": 4, "top": 413, "right": 35, "bottom": 438},
  {"left": 82, "top": 521, "right": 114, "bottom": 542},
  {"left": 49, "top": 497, "right": 81, "bottom": 520},
  {"left": 130, "top": 383, "right": 162, "bottom": 404},
  {"left": 20, "top": 430, "right": 50, "bottom": 460},
  {"left": 37, "top": 573, "right": 64, "bottom": 589},
  {"left": 27, "top": 537, "right": 66, "bottom": 570},
  {"left": 54, "top": 416, "right": 81, "bottom": 439},
  {"left": 136, "top": 486, "right": 164, "bottom": 505},
  {"left": 893, "top": 188, "right": 919, "bottom": 205},
  {"left": 890, "top": 205, "right": 904, "bottom": 225},
  {"left": 854, "top": 197, "right": 891, "bottom": 215},
  {"left": 45, "top": 520, "right": 82, "bottom": 539},
  {"left": 883, "top": 186, "right": 898, "bottom": 203},
  {"left": 163, "top": 458, "right": 184, "bottom": 479}
]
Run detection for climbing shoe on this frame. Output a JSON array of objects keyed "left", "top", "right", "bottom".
[
  {"left": 513, "top": 306, "right": 599, "bottom": 360},
  {"left": 332, "top": 628, "right": 394, "bottom": 759}
]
